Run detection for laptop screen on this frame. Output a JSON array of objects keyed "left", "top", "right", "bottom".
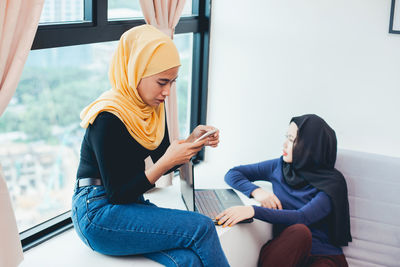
[{"left": 179, "top": 161, "right": 195, "bottom": 211}]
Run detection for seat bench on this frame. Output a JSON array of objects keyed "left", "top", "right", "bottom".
[
  {"left": 21, "top": 177, "right": 272, "bottom": 267},
  {"left": 335, "top": 149, "right": 400, "bottom": 267},
  {"left": 22, "top": 149, "right": 399, "bottom": 266}
]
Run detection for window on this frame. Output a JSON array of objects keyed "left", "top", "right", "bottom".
[
  {"left": 108, "top": 0, "right": 142, "bottom": 20},
  {"left": 0, "top": 0, "right": 210, "bottom": 250},
  {"left": 1, "top": 35, "right": 193, "bottom": 233},
  {"left": 40, "top": 0, "right": 85, "bottom": 23},
  {"left": 108, "top": 0, "right": 193, "bottom": 20},
  {"left": 0, "top": 43, "right": 115, "bottom": 233},
  {"left": 175, "top": 33, "right": 193, "bottom": 138}
]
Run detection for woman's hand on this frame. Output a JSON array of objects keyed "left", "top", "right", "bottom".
[
  {"left": 145, "top": 139, "right": 207, "bottom": 184},
  {"left": 186, "top": 125, "right": 219, "bottom": 147},
  {"left": 215, "top": 206, "right": 255, "bottom": 227},
  {"left": 251, "top": 188, "right": 282, "bottom": 209},
  {"left": 163, "top": 139, "right": 207, "bottom": 166}
]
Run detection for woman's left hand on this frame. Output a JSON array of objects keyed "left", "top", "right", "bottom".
[
  {"left": 186, "top": 125, "right": 219, "bottom": 147},
  {"left": 215, "top": 206, "right": 255, "bottom": 227}
]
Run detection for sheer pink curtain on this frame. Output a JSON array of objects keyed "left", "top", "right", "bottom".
[
  {"left": 139, "top": 0, "right": 186, "bottom": 187},
  {"left": 0, "top": 165, "right": 23, "bottom": 266},
  {"left": 0, "top": 0, "right": 44, "bottom": 265},
  {"left": 0, "top": 0, "right": 44, "bottom": 116}
]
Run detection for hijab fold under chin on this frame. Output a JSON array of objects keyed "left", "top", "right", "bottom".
[{"left": 282, "top": 114, "right": 352, "bottom": 247}]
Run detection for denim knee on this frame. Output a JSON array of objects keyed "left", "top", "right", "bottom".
[
  {"left": 155, "top": 249, "right": 202, "bottom": 267},
  {"left": 193, "top": 214, "right": 216, "bottom": 239}
]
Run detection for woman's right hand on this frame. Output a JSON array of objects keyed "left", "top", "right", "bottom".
[
  {"left": 251, "top": 188, "right": 282, "bottom": 209},
  {"left": 163, "top": 139, "right": 207, "bottom": 166}
]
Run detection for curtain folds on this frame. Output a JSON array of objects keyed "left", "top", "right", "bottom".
[
  {"left": 0, "top": 164, "right": 23, "bottom": 266},
  {"left": 0, "top": 0, "right": 44, "bottom": 116},
  {"left": 140, "top": 0, "right": 186, "bottom": 187},
  {"left": 0, "top": 0, "right": 45, "bottom": 265}
]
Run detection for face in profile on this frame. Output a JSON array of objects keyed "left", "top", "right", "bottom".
[
  {"left": 283, "top": 122, "right": 298, "bottom": 163},
  {"left": 136, "top": 66, "right": 180, "bottom": 107}
]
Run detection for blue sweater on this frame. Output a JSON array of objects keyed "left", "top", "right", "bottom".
[{"left": 225, "top": 157, "right": 342, "bottom": 255}]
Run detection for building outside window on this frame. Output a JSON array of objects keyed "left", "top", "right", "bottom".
[{"left": 0, "top": 0, "right": 208, "bottom": 243}]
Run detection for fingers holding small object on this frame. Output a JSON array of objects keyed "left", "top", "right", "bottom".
[{"left": 208, "top": 139, "right": 220, "bottom": 147}]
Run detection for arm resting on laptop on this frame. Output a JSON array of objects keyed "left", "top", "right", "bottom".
[{"left": 217, "top": 191, "right": 331, "bottom": 228}]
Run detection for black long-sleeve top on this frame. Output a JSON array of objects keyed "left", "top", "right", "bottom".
[{"left": 76, "top": 111, "right": 174, "bottom": 204}]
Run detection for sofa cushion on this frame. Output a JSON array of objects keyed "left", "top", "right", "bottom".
[{"left": 335, "top": 149, "right": 400, "bottom": 267}]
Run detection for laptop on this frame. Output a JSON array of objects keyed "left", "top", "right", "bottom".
[{"left": 179, "top": 161, "right": 253, "bottom": 225}]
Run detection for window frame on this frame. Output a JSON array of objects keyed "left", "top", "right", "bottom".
[{"left": 21, "top": 0, "right": 211, "bottom": 251}]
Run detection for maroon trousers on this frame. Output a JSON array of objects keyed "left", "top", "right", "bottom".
[{"left": 258, "top": 224, "right": 348, "bottom": 267}]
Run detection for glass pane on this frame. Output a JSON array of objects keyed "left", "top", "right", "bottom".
[
  {"left": 40, "top": 0, "right": 85, "bottom": 24},
  {"left": 174, "top": 33, "right": 193, "bottom": 138},
  {"left": 0, "top": 42, "right": 117, "bottom": 232},
  {"left": 108, "top": 0, "right": 143, "bottom": 20},
  {"left": 0, "top": 32, "right": 193, "bottom": 232},
  {"left": 108, "top": 0, "right": 192, "bottom": 20},
  {"left": 181, "top": 0, "right": 193, "bottom": 16}
]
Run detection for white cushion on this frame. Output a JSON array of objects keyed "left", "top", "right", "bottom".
[{"left": 335, "top": 149, "right": 400, "bottom": 267}]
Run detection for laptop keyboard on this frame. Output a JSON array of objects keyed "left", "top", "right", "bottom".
[{"left": 195, "top": 190, "right": 224, "bottom": 219}]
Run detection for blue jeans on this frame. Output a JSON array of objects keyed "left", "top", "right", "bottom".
[{"left": 71, "top": 185, "right": 230, "bottom": 267}]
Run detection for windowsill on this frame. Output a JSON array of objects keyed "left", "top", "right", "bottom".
[{"left": 21, "top": 170, "right": 272, "bottom": 267}]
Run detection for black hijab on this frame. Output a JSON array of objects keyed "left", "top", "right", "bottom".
[{"left": 282, "top": 114, "right": 352, "bottom": 247}]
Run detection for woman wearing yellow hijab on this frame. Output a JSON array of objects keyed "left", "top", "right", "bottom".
[{"left": 71, "top": 25, "right": 229, "bottom": 267}]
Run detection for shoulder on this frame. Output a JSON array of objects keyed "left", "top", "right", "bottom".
[
  {"left": 88, "top": 112, "right": 131, "bottom": 141},
  {"left": 259, "top": 157, "right": 282, "bottom": 169},
  {"left": 315, "top": 190, "right": 331, "bottom": 202},
  {"left": 90, "top": 112, "right": 126, "bottom": 130},
  {"left": 93, "top": 111, "right": 121, "bottom": 124}
]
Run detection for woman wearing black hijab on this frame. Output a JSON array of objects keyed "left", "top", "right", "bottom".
[{"left": 216, "top": 114, "right": 351, "bottom": 267}]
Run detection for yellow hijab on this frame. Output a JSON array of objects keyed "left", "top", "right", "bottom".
[{"left": 80, "top": 25, "right": 181, "bottom": 150}]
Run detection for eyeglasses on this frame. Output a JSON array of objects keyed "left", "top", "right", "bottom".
[{"left": 284, "top": 134, "right": 295, "bottom": 143}]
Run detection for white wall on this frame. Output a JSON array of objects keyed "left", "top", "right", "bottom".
[{"left": 196, "top": 0, "right": 400, "bottom": 188}]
